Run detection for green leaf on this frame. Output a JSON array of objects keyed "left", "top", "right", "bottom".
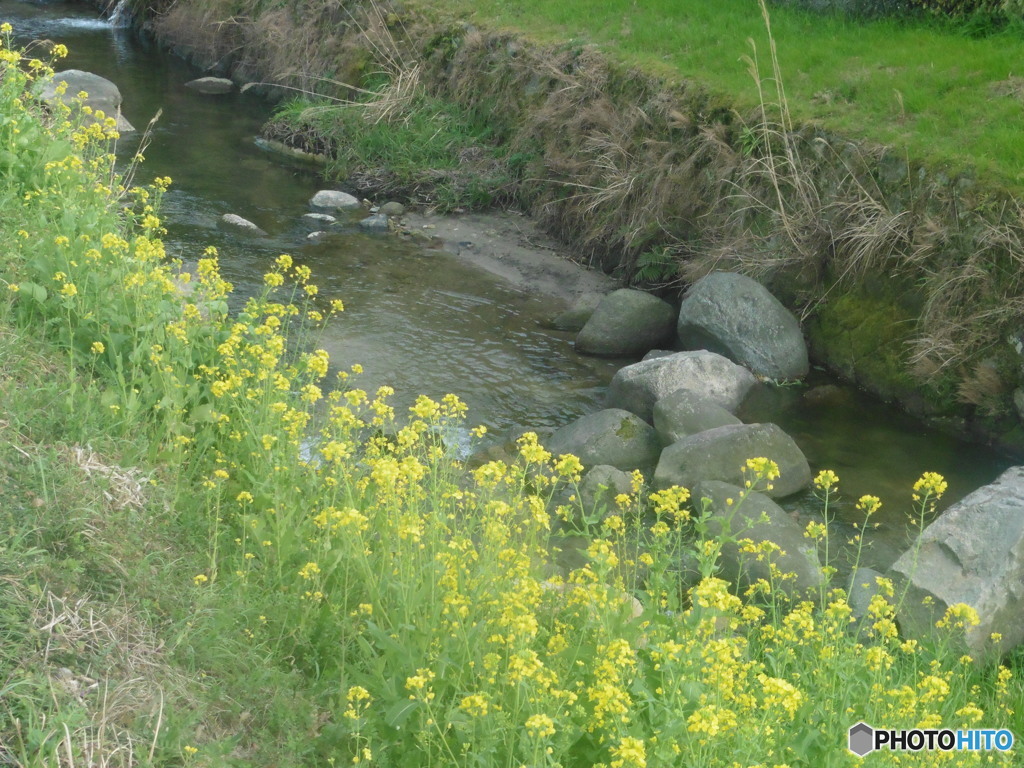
[
  {"left": 384, "top": 698, "right": 420, "bottom": 730},
  {"left": 18, "top": 281, "right": 47, "bottom": 304}
]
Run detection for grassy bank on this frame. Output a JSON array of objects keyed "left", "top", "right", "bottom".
[
  {"left": 4, "top": 26, "right": 1024, "bottom": 768},
  {"left": 433, "top": 0, "right": 1024, "bottom": 192}
]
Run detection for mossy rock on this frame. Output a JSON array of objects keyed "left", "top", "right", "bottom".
[{"left": 805, "top": 285, "right": 951, "bottom": 414}]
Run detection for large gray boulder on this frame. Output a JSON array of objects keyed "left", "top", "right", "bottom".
[
  {"left": 693, "top": 481, "right": 823, "bottom": 594},
  {"left": 40, "top": 70, "right": 134, "bottom": 133},
  {"left": 605, "top": 351, "right": 757, "bottom": 423},
  {"left": 677, "top": 272, "right": 809, "bottom": 380},
  {"left": 576, "top": 289, "right": 676, "bottom": 357},
  {"left": 654, "top": 423, "right": 811, "bottom": 499},
  {"left": 653, "top": 389, "right": 742, "bottom": 445},
  {"left": 310, "top": 189, "right": 361, "bottom": 212},
  {"left": 546, "top": 409, "right": 661, "bottom": 472},
  {"left": 889, "top": 466, "right": 1024, "bottom": 657}
]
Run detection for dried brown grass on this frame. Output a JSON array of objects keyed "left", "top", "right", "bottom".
[{"left": 10, "top": 586, "right": 185, "bottom": 768}]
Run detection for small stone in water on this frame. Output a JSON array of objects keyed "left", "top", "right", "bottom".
[{"left": 359, "top": 214, "right": 390, "bottom": 232}]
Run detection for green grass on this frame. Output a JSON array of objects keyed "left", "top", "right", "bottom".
[
  {"left": 426, "top": 0, "right": 1024, "bottom": 191},
  {"left": 268, "top": 91, "right": 524, "bottom": 210},
  {"left": 0, "top": 325, "right": 322, "bottom": 767}
]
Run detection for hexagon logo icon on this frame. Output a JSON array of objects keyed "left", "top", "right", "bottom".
[{"left": 849, "top": 722, "right": 875, "bottom": 757}]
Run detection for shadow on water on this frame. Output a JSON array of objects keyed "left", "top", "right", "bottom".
[
  {"left": 8, "top": 0, "right": 1014, "bottom": 575},
  {"left": 741, "top": 376, "right": 1011, "bottom": 572}
]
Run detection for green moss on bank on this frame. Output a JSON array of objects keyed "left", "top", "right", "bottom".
[{"left": 805, "top": 284, "right": 931, "bottom": 408}]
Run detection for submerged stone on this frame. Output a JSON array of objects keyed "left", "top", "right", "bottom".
[
  {"left": 310, "top": 189, "right": 361, "bottom": 212},
  {"left": 359, "top": 214, "right": 390, "bottom": 232},
  {"left": 301, "top": 213, "right": 337, "bottom": 229},
  {"left": 219, "top": 213, "right": 266, "bottom": 236},
  {"left": 185, "top": 76, "right": 234, "bottom": 94}
]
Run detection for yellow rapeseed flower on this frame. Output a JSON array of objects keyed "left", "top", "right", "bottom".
[
  {"left": 347, "top": 685, "right": 371, "bottom": 703},
  {"left": 936, "top": 602, "right": 980, "bottom": 630},
  {"left": 459, "top": 693, "right": 490, "bottom": 717},
  {"left": 298, "top": 562, "right": 321, "bottom": 579},
  {"left": 813, "top": 469, "right": 839, "bottom": 492},
  {"left": 524, "top": 713, "right": 556, "bottom": 739},
  {"left": 913, "top": 471, "right": 948, "bottom": 502},
  {"left": 610, "top": 736, "right": 646, "bottom": 768}
]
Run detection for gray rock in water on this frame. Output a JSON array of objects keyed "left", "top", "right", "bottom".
[
  {"left": 40, "top": 69, "right": 135, "bottom": 133},
  {"left": 889, "top": 466, "right": 1024, "bottom": 658},
  {"left": 551, "top": 292, "right": 605, "bottom": 332},
  {"left": 219, "top": 213, "right": 266, "bottom": 236},
  {"left": 185, "top": 76, "right": 234, "bottom": 94},
  {"left": 359, "top": 214, "right": 390, "bottom": 232},
  {"left": 677, "top": 271, "right": 809, "bottom": 380},
  {"left": 310, "top": 189, "right": 361, "bottom": 212},
  {"left": 379, "top": 201, "right": 406, "bottom": 216},
  {"left": 301, "top": 213, "right": 337, "bottom": 230},
  {"left": 546, "top": 409, "right": 661, "bottom": 472},
  {"left": 655, "top": 423, "right": 811, "bottom": 498},
  {"left": 606, "top": 350, "right": 757, "bottom": 423},
  {"left": 576, "top": 289, "right": 676, "bottom": 357},
  {"left": 580, "top": 465, "right": 634, "bottom": 517},
  {"left": 693, "top": 480, "right": 823, "bottom": 594},
  {"left": 307, "top": 230, "right": 328, "bottom": 243},
  {"left": 653, "top": 389, "right": 742, "bottom": 445}
]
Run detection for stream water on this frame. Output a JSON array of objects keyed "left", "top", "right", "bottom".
[{"left": 7, "top": 0, "right": 1015, "bottom": 573}]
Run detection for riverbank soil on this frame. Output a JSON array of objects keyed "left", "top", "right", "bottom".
[{"left": 400, "top": 210, "right": 617, "bottom": 300}]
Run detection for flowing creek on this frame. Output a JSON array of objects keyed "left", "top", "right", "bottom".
[{"left": 8, "top": 0, "right": 1015, "bottom": 574}]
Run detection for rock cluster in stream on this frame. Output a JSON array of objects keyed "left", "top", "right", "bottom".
[{"left": 527, "top": 272, "right": 1024, "bottom": 654}]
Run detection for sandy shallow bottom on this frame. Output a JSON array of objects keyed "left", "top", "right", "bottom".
[{"left": 400, "top": 210, "right": 617, "bottom": 301}]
